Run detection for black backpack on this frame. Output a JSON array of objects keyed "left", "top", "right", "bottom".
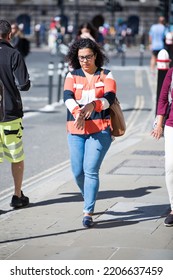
[{"left": 17, "top": 38, "right": 30, "bottom": 57}]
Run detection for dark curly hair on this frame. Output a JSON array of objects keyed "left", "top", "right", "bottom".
[{"left": 66, "top": 38, "right": 109, "bottom": 69}]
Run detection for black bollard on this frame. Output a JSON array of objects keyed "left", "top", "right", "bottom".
[
  {"left": 57, "top": 61, "right": 63, "bottom": 103},
  {"left": 62, "top": 62, "right": 69, "bottom": 83},
  {"left": 155, "top": 49, "right": 171, "bottom": 115},
  {"left": 48, "top": 62, "right": 54, "bottom": 104}
]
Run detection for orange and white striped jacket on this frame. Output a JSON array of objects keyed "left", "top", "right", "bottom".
[{"left": 63, "top": 68, "right": 116, "bottom": 134}]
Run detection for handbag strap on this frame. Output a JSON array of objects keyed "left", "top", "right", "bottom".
[
  {"left": 168, "top": 71, "right": 173, "bottom": 103},
  {"left": 100, "top": 69, "right": 104, "bottom": 82},
  {"left": 100, "top": 69, "right": 120, "bottom": 104}
]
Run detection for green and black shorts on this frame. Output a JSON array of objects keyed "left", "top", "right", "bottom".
[{"left": 0, "top": 118, "right": 24, "bottom": 163}]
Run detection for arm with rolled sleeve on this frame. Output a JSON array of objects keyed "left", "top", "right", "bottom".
[
  {"left": 152, "top": 68, "right": 173, "bottom": 140},
  {"left": 157, "top": 68, "right": 173, "bottom": 116}
]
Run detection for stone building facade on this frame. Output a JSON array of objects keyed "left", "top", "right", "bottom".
[{"left": 0, "top": 0, "right": 164, "bottom": 41}]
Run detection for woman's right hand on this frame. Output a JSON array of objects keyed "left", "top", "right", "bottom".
[
  {"left": 74, "top": 102, "right": 95, "bottom": 129},
  {"left": 80, "top": 102, "right": 95, "bottom": 119}
]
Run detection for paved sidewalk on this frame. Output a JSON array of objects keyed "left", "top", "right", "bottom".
[
  {"left": 0, "top": 119, "right": 173, "bottom": 260},
  {"left": 0, "top": 54, "right": 172, "bottom": 260}
]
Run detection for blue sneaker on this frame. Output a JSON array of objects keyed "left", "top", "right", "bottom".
[{"left": 82, "top": 216, "right": 94, "bottom": 228}]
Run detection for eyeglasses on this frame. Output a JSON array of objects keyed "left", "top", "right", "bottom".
[{"left": 78, "top": 54, "right": 94, "bottom": 62}]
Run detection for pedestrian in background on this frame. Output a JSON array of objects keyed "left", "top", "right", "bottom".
[
  {"left": 11, "top": 23, "right": 30, "bottom": 58},
  {"left": 76, "top": 22, "right": 98, "bottom": 41},
  {"left": 39, "top": 21, "right": 47, "bottom": 46},
  {"left": 48, "top": 20, "right": 58, "bottom": 55},
  {"left": 151, "top": 67, "right": 173, "bottom": 226},
  {"left": 34, "top": 23, "right": 41, "bottom": 47},
  {"left": 148, "top": 16, "right": 166, "bottom": 75},
  {"left": 48, "top": 17, "right": 65, "bottom": 55},
  {"left": 63, "top": 38, "right": 116, "bottom": 228},
  {"left": 0, "top": 20, "right": 31, "bottom": 209}
]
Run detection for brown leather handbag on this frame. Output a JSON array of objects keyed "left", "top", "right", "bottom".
[
  {"left": 100, "top": 69, "right": 126, "bottom": 137},
  {"left": 110, "top": 96, "right": 126, "bottom": 137}
]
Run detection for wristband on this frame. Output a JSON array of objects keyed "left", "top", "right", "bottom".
[{"left": 91, "top": 101, "right": 96, "bottom": 108}]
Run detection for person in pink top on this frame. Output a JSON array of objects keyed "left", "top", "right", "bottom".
[{"left": 151, "top": 67, "right": 173, "bottom": 226}]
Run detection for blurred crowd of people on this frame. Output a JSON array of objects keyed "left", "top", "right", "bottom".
[
  {"left": 31, "top": 16, "right": 140, "bottom": 56},
  {"left": 11, "top": 14, "right": 173, "bottom": 72},
  {"left": 149, "top": 16, "right": 173, "bottom": 74}
]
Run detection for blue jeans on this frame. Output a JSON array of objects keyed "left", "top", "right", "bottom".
[{"left": 68, "top": 127, "right": 112, "bottom": 214}]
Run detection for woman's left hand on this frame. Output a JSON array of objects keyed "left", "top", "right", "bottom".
[
  {"left": 80, "top": 102, "right": 95, "bottom": 119},
  {"left": 151, "top": 115, "right": 164, "bottom": 140},
  {"left": 74, "top": 112, "right": 85, "bottom": 130},
  {"left": 151, "top": 125, "right": 163, "bottom": 140}
]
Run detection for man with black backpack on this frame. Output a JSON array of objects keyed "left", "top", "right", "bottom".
[{"left": 0, "top": 20, "right": 31, "bottom": 209}]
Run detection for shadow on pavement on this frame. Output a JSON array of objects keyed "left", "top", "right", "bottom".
[{"left": 25, "top": 185, "right": 162, "bottom": 207}]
